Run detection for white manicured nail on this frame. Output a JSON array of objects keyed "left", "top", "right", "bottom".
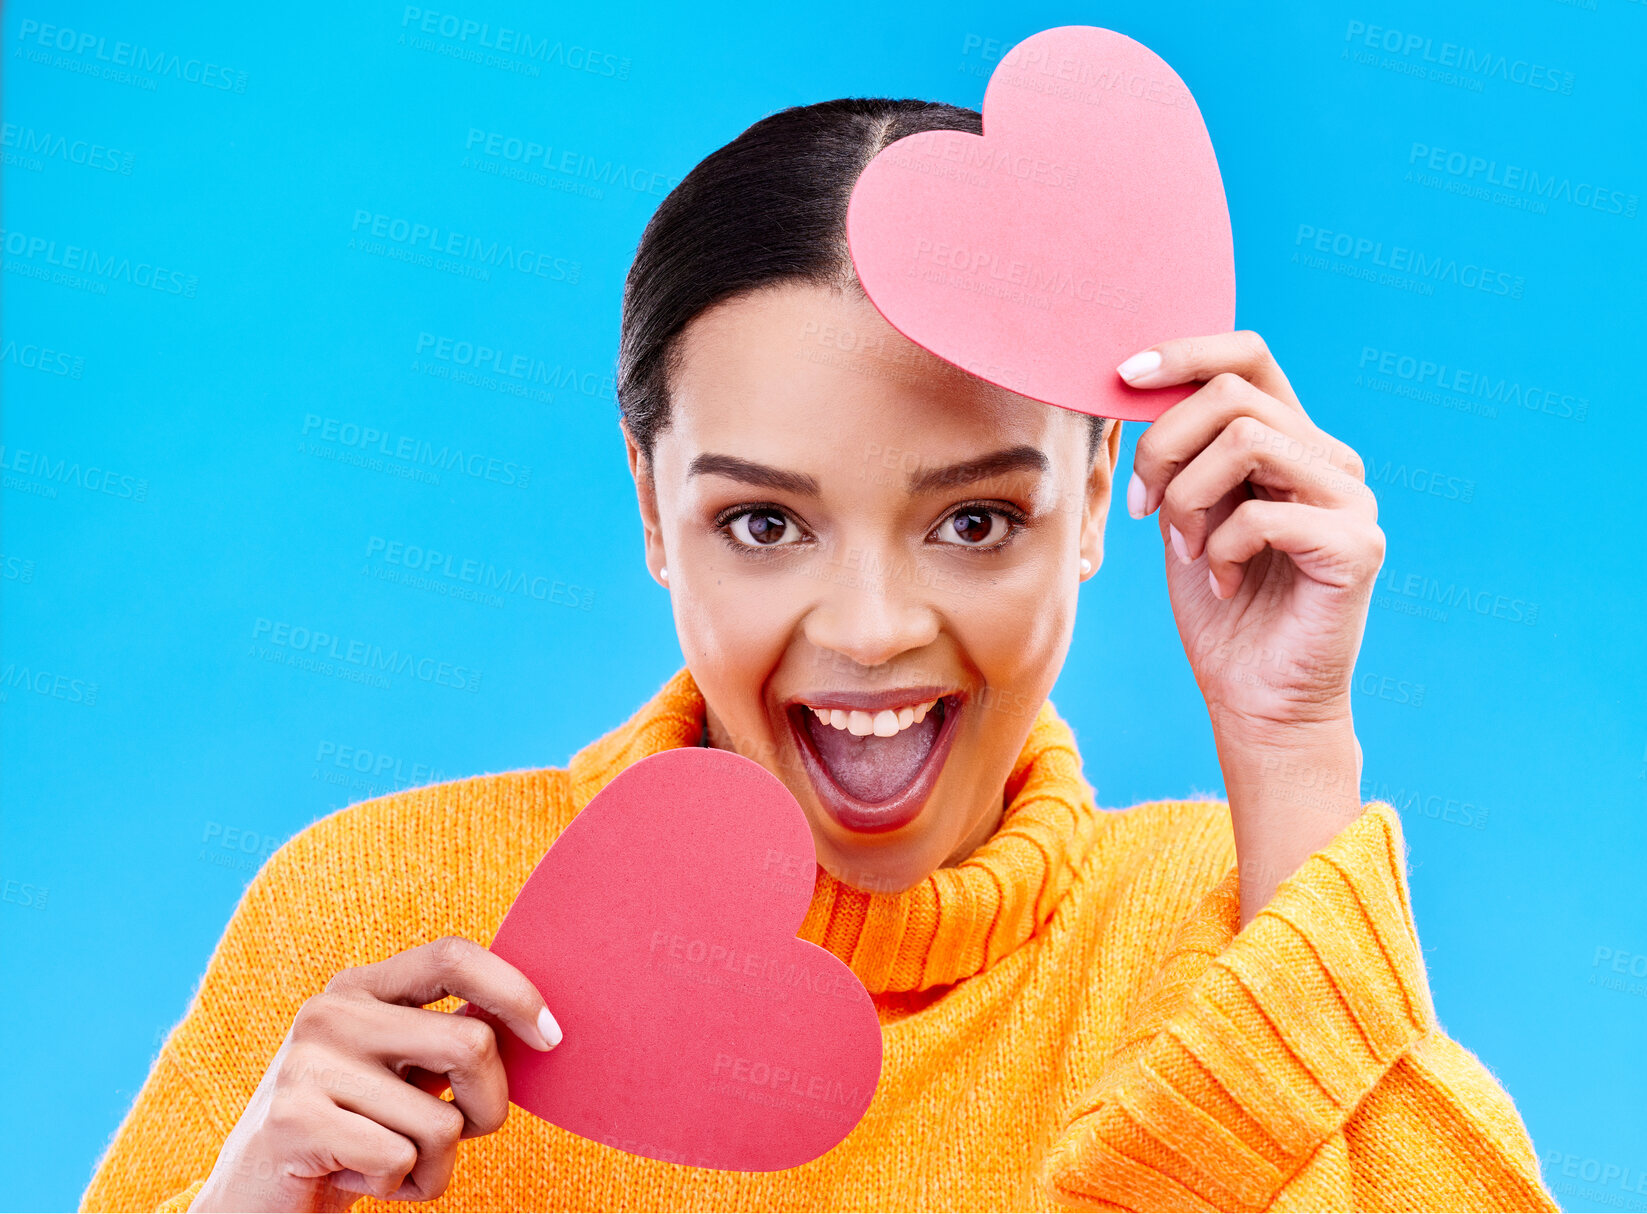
[
  {"left": 1207, "top": 568, "right": 1223, "bottom": 599},
  {"left": 1127, "top": 472, "right": 1147, "bottom": 519},
  {"left": 538, "top": 1007, "right": 563, "bottom": 1050},
  {"left": 1169, "top": 524, "right": 1190, "bottom": 565},
  {"left": 1117, "top": 350, "right": 1163, "bottom": 383}
]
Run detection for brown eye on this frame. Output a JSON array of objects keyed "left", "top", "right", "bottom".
[
  {"left": 728, "top": 509, "right": 801, "bottom": 547},
  {"left": 936, "top": 508, "right": 1010, "bottom": 547}
]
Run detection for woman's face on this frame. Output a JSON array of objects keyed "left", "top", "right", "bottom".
[{"left": 626, "top": 281, "right": 1122, "bottom": 893}]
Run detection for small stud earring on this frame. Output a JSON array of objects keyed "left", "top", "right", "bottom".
[
  {"left": 1080, "top": 558, "right": 1093, "bottom": 576},
  {"left": 659, "top": 566, "right": 668, "bottom": 582}
]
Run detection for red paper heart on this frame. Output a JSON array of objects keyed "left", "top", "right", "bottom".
[
  {"left": 846, "top": 25, "right": 1236, "bottom": 422},
  {"left": 486, "top": 747, "right": 883, "bottom": 1171}
]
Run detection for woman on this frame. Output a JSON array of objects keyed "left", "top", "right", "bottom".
[{"left": 84, "top": 98, "right": 1555, "bottom": 1213}]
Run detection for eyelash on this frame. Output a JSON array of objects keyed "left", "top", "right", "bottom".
[
  {"left": 712, "top": 502, "right": 808, "bottom": 553},
  {"left": 936, "top": 500, "right": 1030, "bottom": 549},
  {"left": 712, "top": 500, "right": 1030, "bottom": 552}
]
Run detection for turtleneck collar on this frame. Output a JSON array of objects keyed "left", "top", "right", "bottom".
[{"left": 564, "top": 668, "right": 1102, "bottom": 995}]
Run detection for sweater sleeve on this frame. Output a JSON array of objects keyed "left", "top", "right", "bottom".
[{"left": 1041, "top": 803, "right": 1558, "bottom": 1213}]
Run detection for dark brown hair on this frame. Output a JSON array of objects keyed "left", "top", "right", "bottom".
[{"left": 616, "top": 97, "right": 1109, "bottom": 460}]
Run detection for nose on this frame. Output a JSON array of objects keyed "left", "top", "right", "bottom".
[{"left": 800, "top": 547, "right": 941, "bottom": 670}]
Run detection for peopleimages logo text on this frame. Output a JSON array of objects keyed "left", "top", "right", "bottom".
[
  {"left": 415, "top": 332, "right": 615, "bottom": 400},
  {"left": 1356, "top": 348, "right": 1588, "bottom": 421},
  {"left": 1342, "top": 20, "right": 1574, "bottom": 94},
  {"left": 365, "top": 535, "right": 596, "bottom": 611},
  {"left": 1294, "top": 224, "right": 1524, "bottom": 298},
  {"left": 1, "top": 340, "right": 85, "bottom": 379},
  {"left": 463, "top": 130, "right": 679, "bottom": 197},
  {"left": 399, "top": 8, "right": 630, "bottom": 78},
  {"left": 0, "top": 445, "right": 148, "bottom": 499},
  {"left": 299, "top": 415, "right": 531, "bottom": 488},
  {"left": 350, "top": 211, "right": 580, "bottom": 283},
  {"left": 251, "top": 619, "right": 482, "bottom": 693},
  {"left": 14, "top": 19, "right": 248, "bottom": 92},
  {"left": 1, "top": 123, "right": 134, "bottom": 174},
  {"left": 1, "top": 228, "right": 198, "bottom": 297},
  {"left": 1408, "top": 144, "right": 1636, "bottom": 218}
]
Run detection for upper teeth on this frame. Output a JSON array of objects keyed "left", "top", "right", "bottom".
[{"left": 810, "top": 700, "right": 939, "bottom": 737}]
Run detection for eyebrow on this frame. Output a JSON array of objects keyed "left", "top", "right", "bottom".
[
  {"left": 688, "top": 453, "right": 821, "bottom": 495},
  {"left": 907, "top": 445, "right": 1049, "bottom": 494},
  {"left": 685, "top": 444, "right": 1049, "bottom": 497}
]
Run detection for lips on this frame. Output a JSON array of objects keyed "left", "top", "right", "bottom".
[{"left": 786, "top": 689, "right": 962, "bottom": 834}]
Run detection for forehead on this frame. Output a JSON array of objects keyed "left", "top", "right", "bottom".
[{"left": 661, "top": 281, "right": 1086, "bottom": 479}]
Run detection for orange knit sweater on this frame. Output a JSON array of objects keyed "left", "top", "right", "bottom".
[{"left": 82, "top": 669, "right": 1556, "bottom": 1212}]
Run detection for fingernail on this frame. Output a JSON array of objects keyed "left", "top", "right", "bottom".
[
  {"left": 1126, "top": 472, "right": 1146, "bottom": 519},
  {"left": 1168, "top": 523, "right": 1190, "bottom": 565},
  {"left": 1207, "top": 568, "right": 1223, "bottom": 599},
  {"left": 537, "top": 1006, "right": 562, "bottom": 1050},
  {"left": 1117, "top": 350, "right": 1163, "bottom": 384}
]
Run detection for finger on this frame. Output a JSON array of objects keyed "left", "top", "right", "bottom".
[
  {"left": 1203, "top": 498, "right": 1386, "bottom": 599},
  {"left": 1117, "top": 330, "right": 1302, "bottom": 409},
  {"left": 303, "top": 1106, "right": 420, "bottom": 1204},
  {"left": 328, "top": 1064, "right": 468, "bottom": 1200},
  {"left": 1130, "top": 371, "right": 1333, "bottom": 517},
  {"left": 1160, "top": 417, "right": 1376, "bottom": 561},
  {"left": 327, "top": 935, "right": 560, "bottom": 1054},
  {"left": 371, "top": 1001, "right": 514, "bottom": 1139},
  {"left": 293, "top": 988, "right": 511, "bottom": 1138}
]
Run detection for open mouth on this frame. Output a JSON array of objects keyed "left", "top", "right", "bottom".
[{"left": 786, "top": 689, "right": 963, "bottom": 834}]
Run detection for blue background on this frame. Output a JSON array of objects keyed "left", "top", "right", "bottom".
[{"left": 4, "top": 2, "right": 1644, "bottom": 1210}]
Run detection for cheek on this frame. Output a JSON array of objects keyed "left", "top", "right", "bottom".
[
  {"left": 945, "top": 552, "right": 1080, "bottom": 737},
  {"left": 667, "top": 543, "right": 806, "bottom": 719},
  {"left": 960, "top": 573, "right": 1076, "bottom": 684},
  {"left": 674, "top": 580, "right": 789, "bottom": 668}
]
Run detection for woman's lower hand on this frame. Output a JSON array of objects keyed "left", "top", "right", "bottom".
[
  {"left": 191, "top": 936, "right": 560, "bottom": 1212},
  {"left": 1120, "top": 331, "right": 1383, "bottom": 922}
]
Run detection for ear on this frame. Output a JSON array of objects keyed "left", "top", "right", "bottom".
[
  {"left": 622, "top": 422, "right": 670, "bottom": 588},
  {"left": 1079, "top": 419, "right": 1123, "bottom": 581}
]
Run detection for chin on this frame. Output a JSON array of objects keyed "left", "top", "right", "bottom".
[{"left": 806, "top": 829, "right": 948, "bottom": 894}]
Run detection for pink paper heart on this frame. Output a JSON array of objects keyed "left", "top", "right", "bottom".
[
  {"left": 846, "top": 25, "right": 1236, "bottom": 423},
  {"left": 486, "top": 747, "right": 883, "bottom": 1171}
]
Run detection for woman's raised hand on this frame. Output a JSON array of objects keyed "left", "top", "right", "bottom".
[
  {"left": 1119, "top": 332, "right": 1383, "bottom": 921},
  {"left": 191, "top": 936, "right": 559, "bottom": 1212}
]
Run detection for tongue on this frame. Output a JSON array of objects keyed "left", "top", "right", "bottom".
[{"left": 803, "top": 707, "right": 941, "bottom": 803}]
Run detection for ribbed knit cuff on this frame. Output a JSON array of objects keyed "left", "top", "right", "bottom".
[
  {"left": 156, "top": 1178, "right": 206, "bottom": 1213},
  {"left": 1042, "top": 803, "right": 1433, "bottom": 1212}
]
